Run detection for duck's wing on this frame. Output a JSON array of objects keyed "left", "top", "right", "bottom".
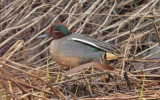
[{"left": 69, "top": 34, "right": 120, "bottom": 54}]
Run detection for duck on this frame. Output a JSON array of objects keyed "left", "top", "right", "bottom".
[{"left": 38, "top": 23, "right": 119, "bottom": 68}]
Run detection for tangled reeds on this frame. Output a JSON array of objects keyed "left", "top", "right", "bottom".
[{"left": 0, "top": 0, "right": 160, "bottom": 99}]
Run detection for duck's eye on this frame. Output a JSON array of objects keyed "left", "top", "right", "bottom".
[{"left": 54, "top": 26, "right": 61, "bottom": 31}]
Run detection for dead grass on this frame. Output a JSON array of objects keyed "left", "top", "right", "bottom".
[{"left": 0, "top": 0, "right": 160, "bottom": 99}]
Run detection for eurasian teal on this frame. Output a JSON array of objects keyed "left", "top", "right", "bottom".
[{"left": 38, "top": 23, "right": 119, "bottom": 67}]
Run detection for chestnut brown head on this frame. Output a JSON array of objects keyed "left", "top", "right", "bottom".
[
  {"left": 37, "top": 23, "right": 70, "bottom": 39},
  {"left": 48, "top": 23, "right": 70, "bottom": 39}
]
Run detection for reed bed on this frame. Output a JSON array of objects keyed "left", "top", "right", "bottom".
[{"left": 0, "top": 0, "right": 160, "bottom": 99}]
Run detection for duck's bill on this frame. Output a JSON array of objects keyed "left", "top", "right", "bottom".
[{"left": 37, "top": 33, "right": 49, "bottom": 39}]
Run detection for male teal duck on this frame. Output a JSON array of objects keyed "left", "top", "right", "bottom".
[{"left": 38, "top": 23, "right": 119, "bottom": 68}]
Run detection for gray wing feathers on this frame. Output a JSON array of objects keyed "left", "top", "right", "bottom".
[{"left": 69, "top": 34, "right": 119, "bottom": 54}]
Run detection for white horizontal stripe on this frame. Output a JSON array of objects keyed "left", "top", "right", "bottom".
[{"left": 71, "top": 38, "right": 100, "bottom": 48}]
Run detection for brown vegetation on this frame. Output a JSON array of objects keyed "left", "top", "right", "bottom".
[{"left": 0, "top": 0, "right": 160, "bottom": 99}]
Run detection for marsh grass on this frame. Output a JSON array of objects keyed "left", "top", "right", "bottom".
[{"left": 0, "top": 0, "right": 160, "bottom": 99}]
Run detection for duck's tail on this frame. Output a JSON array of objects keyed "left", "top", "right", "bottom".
[
  {"left": 105, "top": 53, "right": 119, "bottom": 60},
  {"left": 100, "top": 52, "right": 119, "bottom": 64}
]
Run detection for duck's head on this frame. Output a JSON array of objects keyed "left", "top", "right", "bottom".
[{"left": 37, "top": 23, "right": 70, "bottom": 39}]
